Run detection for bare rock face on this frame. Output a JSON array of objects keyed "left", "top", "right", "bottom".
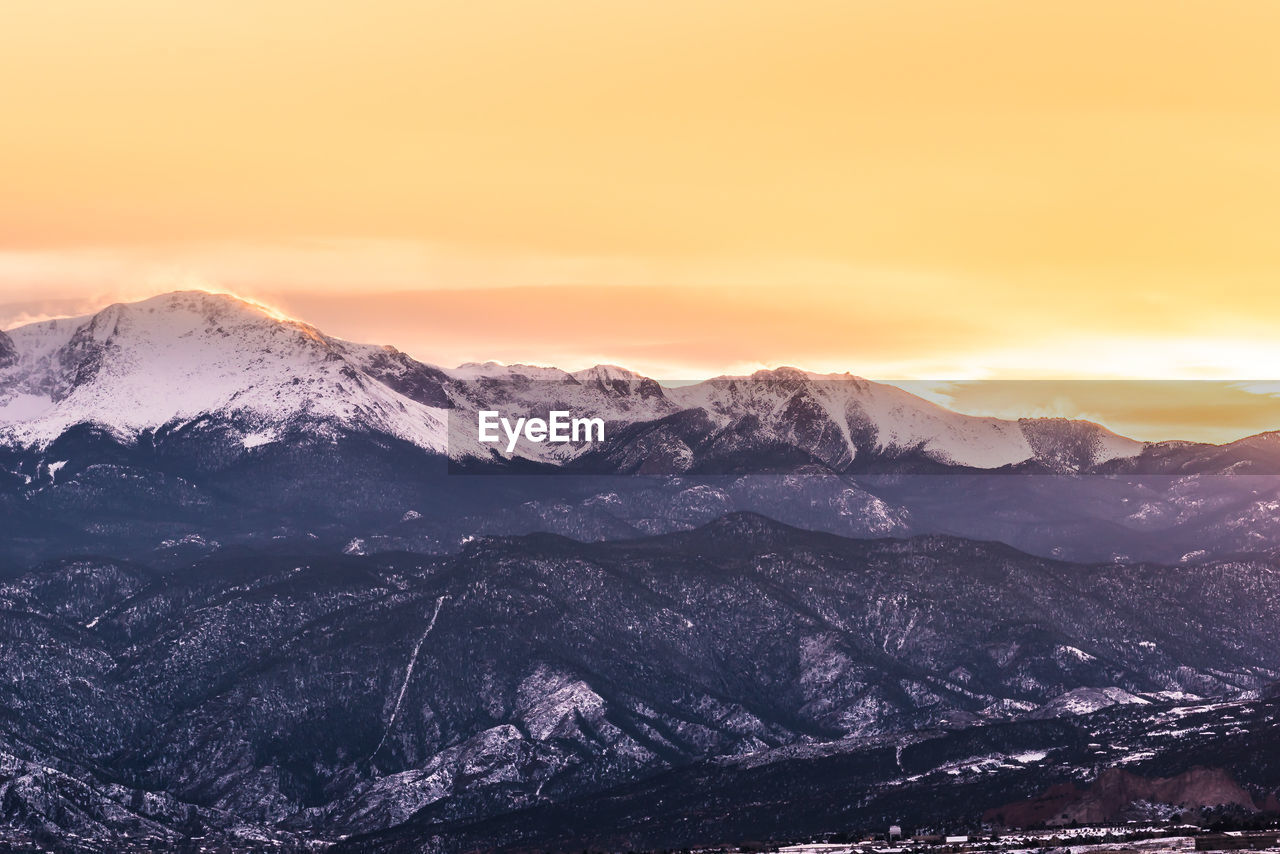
[
  {"left": 985, "top": 766, "right": 1259, "bottom": 827},
  {"left": 0, "top": 329, "right": 15, "bottom": 369}
]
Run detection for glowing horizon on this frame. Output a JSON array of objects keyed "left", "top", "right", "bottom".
[{"left": 5, "top": 1, "right": 1280, "bottom": 439}]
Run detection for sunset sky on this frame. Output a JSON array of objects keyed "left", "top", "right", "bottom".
[{"left": 5, "top": 1, "right": 1280, "bottom": 440}]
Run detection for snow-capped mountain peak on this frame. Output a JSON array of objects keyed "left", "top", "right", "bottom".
[
  {"left": 448, "top": 361, "right": 573, "bottom": 382},
  {"left": 0, "top": 291, "right": 448, "bottom": 450},
  {"left": 665, "top": 366, "right": 1143, "bottom": 470},
  {"left": 0, "top": 290, "right": 1149, "bottom": 472},
  {"left": 569, "top": 364, "right": 646, "bottom": 384}
]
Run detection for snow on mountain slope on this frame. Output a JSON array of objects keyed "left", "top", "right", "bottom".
[
  {"left": 569, "top": 364, "right": 647, "bottom": 385},
  {"left": 1029, "top": 686, "right": 1151, "bottom": 720},
  {"left": 667, "top": 368, "right": 1143, "bottom": 470},
  {"left": 0, "top": 290, "right": 1144, "bottom": 471},
  {"left": 449, "top": 361, "right": 574, "bottom": 383},
  {"left": 0, "top": 291, "right": 448, "bottom": 450}
]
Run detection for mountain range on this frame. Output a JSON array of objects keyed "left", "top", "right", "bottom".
[
  {"left": 9, "top": 291, "right": 1280, "bottom": 480},
  {"left": 3, "top": 291, "right": 1280, "bottom": 851},
  {"left": 1, "top": 517, "right": 1279, "bottom": 852},
  {"left": 0, "top": 290, "right": 1228, "bottom": 471},
  {"left": 4, "top": 292, "right": 1280, "bottom": 570}
]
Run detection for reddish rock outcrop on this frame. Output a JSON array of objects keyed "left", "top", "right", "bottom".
[{"left": 984, "top": 767, "right": 1258, "bottom": 827}]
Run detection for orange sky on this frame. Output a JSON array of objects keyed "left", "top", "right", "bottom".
[{"left": 4, "top": 1, "right": 1280, "bottom": 439}]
